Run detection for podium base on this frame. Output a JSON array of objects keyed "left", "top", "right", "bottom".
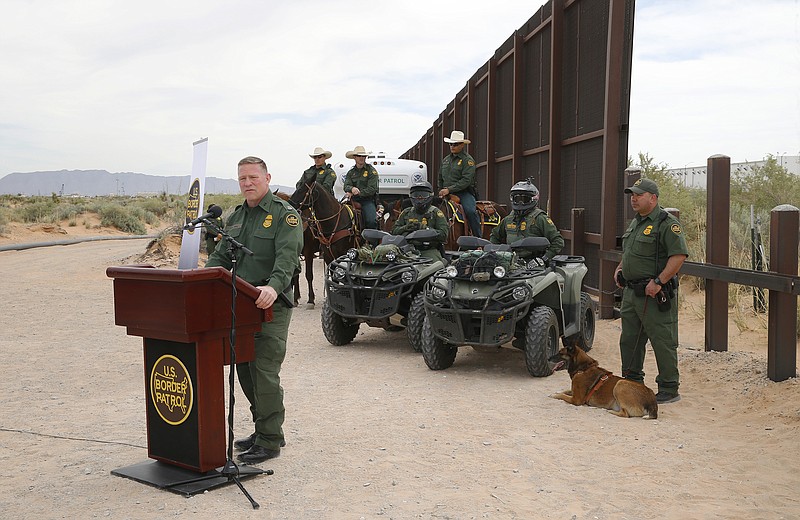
[{"left": 112, "top": 460, "right": 268, "bottom": 496}]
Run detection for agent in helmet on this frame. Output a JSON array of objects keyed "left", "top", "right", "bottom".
[
  {"left": 490, "top": 180, "right": 564, "bottom": 260},
  {"left": 392, "top": 181, "right": 449, "bottom": 260}
]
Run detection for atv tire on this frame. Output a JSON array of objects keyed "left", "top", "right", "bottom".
[
  {"left": 321, "top": 298, "right": 360, "bottom": 346},
  {"left": 524, "top": 305, "right": 560, "bottom": 377},
  {"left": 420, "top": 315, "right": 457, "bottom": 370},
  {"left": 574, "top": 292, "right": 596, "bottom": 352},
  {"left": 406, "top": 292, "right": 426, "bottom": 352}
]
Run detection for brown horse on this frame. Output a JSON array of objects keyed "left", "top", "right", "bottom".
[
  {"left": 276, "top": 190, "right": 319, "bottom": 307},
  {"left": 383, "top": 196, "right": 508, "bottom": 250},
  {"left": 290, "top": 180, "right": 360, "bottom": 300}
]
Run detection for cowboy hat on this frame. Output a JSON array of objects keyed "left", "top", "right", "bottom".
[
  {"left": 309, "top": 146, "right": 332, "bottom": 159},
  {"left": 345, "top": 145, "right": 371, "bottom": 159},
  {"left": 443, "top": 130, "right": 471, "bottom": 144}
]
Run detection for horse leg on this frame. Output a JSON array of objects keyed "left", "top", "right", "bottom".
[
  {"left": 305, "top": 245, "right": 316, "bottom": 307},
  {"left": 292, "top": 270, "right": 301, "bottom": 307}
]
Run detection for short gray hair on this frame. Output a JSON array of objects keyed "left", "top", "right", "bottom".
[{"left": 238, "top": 156, "right": 268, "bottom": 173}]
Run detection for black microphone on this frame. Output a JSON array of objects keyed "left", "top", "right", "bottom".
[{"left": 185, "top": 204, "right": 222, "bottom": 229}]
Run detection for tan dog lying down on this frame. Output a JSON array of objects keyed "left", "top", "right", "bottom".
[{"left": 549, "top": 344, "right": 658, "bottom": 419}]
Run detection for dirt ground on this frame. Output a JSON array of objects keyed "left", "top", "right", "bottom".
[{"left": 0, "top": 221, "right": 798, "bottom": 519}]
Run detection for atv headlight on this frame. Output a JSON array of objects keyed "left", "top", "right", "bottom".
[
  {"left": 512, "top": 285, "right": 529, "bottom": 301},
  {"left": 346, "top": 248, "right": 359, "bottom": 261},
  {"left": 430, "top": 286, "right": 447, "bottom": 301},
  {"left": 332, "top": 267, "right": 346, "bottom": 281},
  {"left": 445, "top": 265, "right": 458, "bottom": 278},
  {"left": 401, "top": 270, "right": 415, "bottom": 284},
  {"left": 385, "top": 250, "right": 397, "bottom": 262},
  {"left": 493, "top": 266, "right": 506, "bottom": 278}
]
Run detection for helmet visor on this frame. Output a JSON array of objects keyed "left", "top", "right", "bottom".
[{"left": 510, "top": 193, "right": 534, "bottom": 206}]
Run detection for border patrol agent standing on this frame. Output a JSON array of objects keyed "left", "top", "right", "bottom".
[
  {"left": 343, "top": 145, "right": 380, "bottom": 229},
  {"left": 614, "top": 178, "right": 688, "bottom": 404},
  {"left": 438, "top": 130, "right": 482, "bottom": 238},
  {"left": 392, "top": 181, "right": 449, "bottom": 261},
  {"left": 490, "top": 180, "right": 564, "bottom": 261},
  {"left": 206, "top": 156, "right": 303, "bottom": 463},
  {"left": 296, "top": 146, "right": 337, "bottom": 197}
]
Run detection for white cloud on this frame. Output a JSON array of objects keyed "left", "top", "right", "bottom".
[{"left": 1, "top": 0, "right": 798, "bottom": 188}]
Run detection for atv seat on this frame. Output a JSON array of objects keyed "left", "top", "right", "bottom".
[
  {"left": 510, "top": 236, "right": 550, "bottom": 257},
  {"left": 362, "top": 228, "right": 391, "bottom": 247},
  {"left": 484, "top": 243, "right": 511, "bottom": 253},
  {"left": 456, "top": 235, "right": 491, "bottom": 251},
  {"left": 381, "top": 234, "right": 409, "bottom": 248}
]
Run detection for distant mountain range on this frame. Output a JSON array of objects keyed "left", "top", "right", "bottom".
[{"left": 0, "top": 169, "right": 292, "bottom": 197}]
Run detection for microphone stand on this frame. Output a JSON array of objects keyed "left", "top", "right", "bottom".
[{"left": 170, "top": 221, "right": 270, "bottom": 509}]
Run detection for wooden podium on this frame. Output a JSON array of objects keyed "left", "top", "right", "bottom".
[{"left": 106, "top": 265, "right": 272, "bottom": 492}]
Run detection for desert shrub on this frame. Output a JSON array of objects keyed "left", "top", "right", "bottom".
[
  {"left": 18, "top": 199, "right": 57, "bottom": 223},
  {"left": 97, "top": 204, "right": 146, "bottom": 234},
  {"left": 137, "top": 197, "right": 171, "bottom": 217},
  {"left": 129, "top": 206, "right": 159, "bottom": 226}
]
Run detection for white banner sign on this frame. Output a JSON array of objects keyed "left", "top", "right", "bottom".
[{"left": 178, "top": 138, "right": 208, "bottom": 269}]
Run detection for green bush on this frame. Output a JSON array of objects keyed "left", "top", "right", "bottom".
[
  {"left": 97, "top": 204, "right": 146, "bottom": 234},
  {"left": 18, "top": 200, "right": 57, "bottom": 223}
]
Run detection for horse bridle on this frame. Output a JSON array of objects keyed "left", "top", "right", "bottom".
[{"left": 297, "top": 181, "right": 357, "bottom": 252}]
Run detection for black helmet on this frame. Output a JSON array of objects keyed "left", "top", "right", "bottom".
[
  {"left": 409, "top": 181, "right": 434, "bottom": 213},
  {"left": 510, "top": 181, "right": 540, "bottom": 213}
]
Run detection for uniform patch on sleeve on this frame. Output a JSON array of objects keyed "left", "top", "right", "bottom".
[
  {"left": 286, "top": 214, "right": 299, "bottom": 227},
  {"left": 546, "top": 218, "right": 553, "bottom": 225},
  {"left": 671, "top": 223, "right": 682, "bottom": 234},
  {"left": 437, "top": 210, "right": 445, "bottom": 217},
  {"left": 467, "top": 160, "right": 474, "bottom": 166}
]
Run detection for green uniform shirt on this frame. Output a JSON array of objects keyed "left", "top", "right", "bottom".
[
  {"left": 490, "top": 208, "right": 565, "bottom": 259},
  {"left": 296, "top": 163, "right": 337, "bottom": 197},
  {"left": 206, "top": 190, "right": 302, "bottom": 298},
  {"left": 343, "top": 164, "right": 379, "bottom": 199},
  {"left": 438, "top": 150, "right": 477, "bottom": 195},
  {"left": 621, "top": 204, "right": 689, "bottom": 281},
  {"left": 392, "top": 205, "right": 449, "bottom": 244}
]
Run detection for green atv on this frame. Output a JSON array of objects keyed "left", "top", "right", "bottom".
[
  {"left": 321, "top": 228, "right": 447, "bottom": 351},
  {"left": 420, "top": 235, "right": 596, "bottom": 377}
]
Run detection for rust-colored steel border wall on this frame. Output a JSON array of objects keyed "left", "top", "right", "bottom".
[{"left": 401, "top": 0, "right": 636, "bottom": 318}]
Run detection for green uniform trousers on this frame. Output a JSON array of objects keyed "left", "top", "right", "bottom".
[
  {"left": 236, "top": 301, "right": 292, "bottom": 450},
  {"left": 619, "top": 287, "right": 680, "bottom": 394}
]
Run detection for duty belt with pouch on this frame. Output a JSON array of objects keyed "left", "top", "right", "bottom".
[{"left": 627, "top": 276, "right": 678, "bottom": 312}]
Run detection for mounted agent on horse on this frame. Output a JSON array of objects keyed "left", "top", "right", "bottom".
[{"left": 288, "top": 180, "right": 361, "bottom": 305}]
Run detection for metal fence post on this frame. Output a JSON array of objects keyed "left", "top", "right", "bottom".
[
  {"left": 705, "top": 155, "right": 730, "bottom": 351},
  {"left": 767, "top": 204, "right": 799, "bottom": 381}
]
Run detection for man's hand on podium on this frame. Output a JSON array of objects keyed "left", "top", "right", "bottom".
[{"left": 254, "top": 285, "right": 278, "bottom": 309}]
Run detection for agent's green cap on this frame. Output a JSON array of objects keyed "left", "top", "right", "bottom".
[{"left": 624, "top": 178, "right": 659, "bottom": 196}]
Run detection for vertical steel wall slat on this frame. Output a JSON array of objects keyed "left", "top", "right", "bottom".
[{"left": 401, "top": 0, "right": 633, "bottom": 300}]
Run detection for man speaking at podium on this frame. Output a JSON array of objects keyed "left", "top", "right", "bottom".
[{"left": 206, "top": 155, "right": 303, "bottom": 464}]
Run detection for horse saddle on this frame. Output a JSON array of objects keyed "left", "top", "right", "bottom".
[{"left": 477, "top": 200, "right": 505, "bottom": 227}]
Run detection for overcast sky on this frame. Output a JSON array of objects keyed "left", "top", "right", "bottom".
[{"left": 1, "top": 0, "right": 798, "bottom": 187}]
